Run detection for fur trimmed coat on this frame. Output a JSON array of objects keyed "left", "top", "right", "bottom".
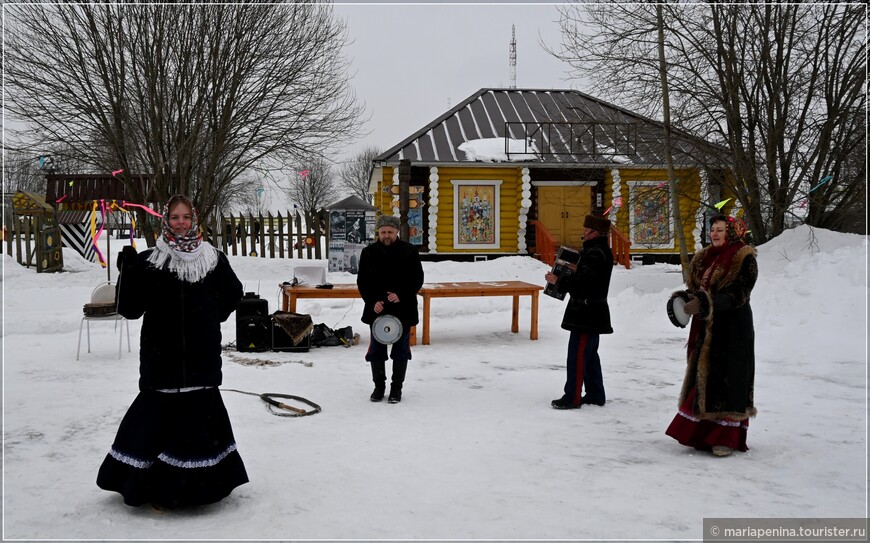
[{"left": 678, "top": 244, "right": 758, "bottom": 421}]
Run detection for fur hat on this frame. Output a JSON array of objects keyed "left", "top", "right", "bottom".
[
  {"left": 375, "top": 214, "right": 401, "bottom": 231},
  {"left": 583, "top": 214, "right": 611, "bottom": 234}
]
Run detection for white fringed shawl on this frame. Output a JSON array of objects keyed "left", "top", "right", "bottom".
[{"left": 147, "top": 238, "right": 219, "bottom": 284}]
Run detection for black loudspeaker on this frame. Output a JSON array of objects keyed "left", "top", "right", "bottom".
[
  {"left": 272, "top": 318, "right": 311, "bottom": 353},
  {"left": 272, "top": 320, "right": 311, "bottom": 352},
  {"left": 235, "top": 292, "right": 270, "bottom": 352},
  {"left": 237, "top": 292, "right": 269, "bottom": 318},
  {"left": 237, "top": 315, "right": 271, "bottom": 352}
]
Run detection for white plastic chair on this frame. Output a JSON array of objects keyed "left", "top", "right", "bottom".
[{"left": 76, "top": 282, "right": 131, "bottom": 360}]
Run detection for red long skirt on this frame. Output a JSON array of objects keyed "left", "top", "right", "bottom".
[{"left": 665, "top": 387, "right": 749, "bottom": 452}]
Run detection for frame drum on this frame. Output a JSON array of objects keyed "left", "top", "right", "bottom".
[{"left": 667, "top": 291, "right": 692, "bottom": 328}]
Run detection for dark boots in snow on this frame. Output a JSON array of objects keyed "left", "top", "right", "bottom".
[
  {"left": 370, "top": 360, "right": 386, "bottom": 402},
  {"left": 388, "top": 359, "right": 408, "bottom": 403}
]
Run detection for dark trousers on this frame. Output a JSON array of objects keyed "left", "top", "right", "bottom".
[
  {"left": 365, "top": 327, "right": 412, "bottom": 364},
  {"left": 366, "top": 327, "right": 411, "bottom": 389},
  {"left": 563, "top": 331, "right": 604, "bottom": 406}
]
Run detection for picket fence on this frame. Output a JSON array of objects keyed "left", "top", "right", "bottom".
[
  {"left": 204, "top": 209, "right": 329, "bottom": 260},
  {"left": 4, "top": 209, "right": 330, "bottom": 272}
]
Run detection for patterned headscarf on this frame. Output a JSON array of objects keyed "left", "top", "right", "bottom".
[
  {"left": 160, "top": 195, "right": 202, "bottom": 253},
  {"left": 723, "top": 215, "right": 747, "bottom": 244},
  {"left": 147, "top": 194, "right": 217, "bottom": 283},
  {"left": 700, "top": 214, "right": 748, "bottom": 289}
]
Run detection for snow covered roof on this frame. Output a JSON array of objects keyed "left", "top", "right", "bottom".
[{"left": 375, "top": 88, "right": 727, "bottom": 167}]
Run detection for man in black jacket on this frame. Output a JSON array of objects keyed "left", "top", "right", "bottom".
[
  {"left": 545, "top": 214, "right": 614, "bottom": 409},
  {"left": 357, "top": 214, "right": 424, "bottom": 403}
]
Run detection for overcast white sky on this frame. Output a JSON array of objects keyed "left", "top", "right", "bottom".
[{"left": 334, "top": 3, "right": 578, "bottom": 160}]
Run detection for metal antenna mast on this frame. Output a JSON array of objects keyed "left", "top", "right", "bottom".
[{"left": 509, "top": 25, "right": 517, "bottom": 89}]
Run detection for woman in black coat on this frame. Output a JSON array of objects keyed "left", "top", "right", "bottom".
[
  {"left": 97, "top": 195, "right": 248, "bottom": 509},
  {"left": 666, "top": 214, "right": 758, "bottom": 457}
]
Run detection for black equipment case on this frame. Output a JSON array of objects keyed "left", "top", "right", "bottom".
[{"left": 236, "top": 292, "right": 270, "bottom": 352}]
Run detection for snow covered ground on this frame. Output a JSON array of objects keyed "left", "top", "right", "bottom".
[{"left": 1, "top": 225, "right": 867, "bottom": 540}]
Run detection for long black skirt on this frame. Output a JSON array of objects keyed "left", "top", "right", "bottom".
[{"left": 97, "top": 387, "right": 248, "bottom": 508}]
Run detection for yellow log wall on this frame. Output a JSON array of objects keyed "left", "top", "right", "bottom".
[
  {"left": 376, "top": 166, "right": 523, "bottom": 253},
  {"left": 606, "top": 168, "right": 703, "bottom": 253}
]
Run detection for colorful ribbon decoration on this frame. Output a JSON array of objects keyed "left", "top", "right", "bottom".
[
  {"left": 110, "top": 201, "right": 138, "bottom": 250},
  {"left": 808, "top": 175, "right": 833, "bottom": 194},
  {"left": 603, "top": 196, "right": 623, "bottom": 216},
  {"left": 90, "top": 200, "right": 108, "bottom": 267},
  {"left": 713, "top": 198, "right": 731, "bottom": 211},
  {"left": 121, "top": 201, "right": 163, "bottom": 218}
]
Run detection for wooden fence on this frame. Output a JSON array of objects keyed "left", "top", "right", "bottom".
[
  {"left": 4, "top": 214, "right": 38, "bottom": 268},
  {"left": 3, "top": 208, "right": 331, "bottom": 270},
  {"left": 202, "top": 209, "right": 328, "bottom": 260}
]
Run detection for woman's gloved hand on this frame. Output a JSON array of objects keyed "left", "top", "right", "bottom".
[{"left": 117, "top": 245, "right": 138, "bottom": 272}]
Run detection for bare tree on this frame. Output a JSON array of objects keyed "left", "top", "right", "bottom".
[
  {"left": 288, "top": 155, "right": 335, "bottom": 237},
  {"left": 3, "top": 150, "right": 50, "bottom": 195},
  {"left": 551, "top": 3, "right": 865, "bottom": 242},
  {"left": 338, "top": 146, "right": 382, "bottom": 204},
  {"left": 656, "top": 4, "right": 690, "bottom": 278},
  {"left": 4, "top": 2, "right": 365, "bottom": 244},
  {"left": 2, "top": 145, "right": 92, "bottom": 195}
]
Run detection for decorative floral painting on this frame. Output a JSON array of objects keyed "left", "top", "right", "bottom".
[
  {"left": 452, "top": 181, "right": 501, "bottom": 249},
  {"left": 629, "top": 182, "right": 671, "bottom": 248}
]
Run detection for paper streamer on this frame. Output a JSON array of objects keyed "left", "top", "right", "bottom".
[
  {"left": 55, "top": 195, "right": 68, "bottom": 203},
  {"left": 714, "top": 198, "right": 731, "bottom": 210},
  {"left": 111, "top": 169, "right": 124, "bottom": 177}
]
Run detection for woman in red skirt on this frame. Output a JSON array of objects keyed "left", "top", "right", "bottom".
[{"left": 666, "top": 214, "right": 758, "bottom": 457}]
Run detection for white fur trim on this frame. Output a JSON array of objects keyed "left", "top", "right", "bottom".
[{"left": 147, "top": 240, "right": 219, "bottom": 283}]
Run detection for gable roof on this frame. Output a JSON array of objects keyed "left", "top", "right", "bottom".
[
  {"left": 374, "top": 88, "right": 727, "bottom": 167},
  {"left": 327, "top": 194, "right": 377, "bottom": 211}
]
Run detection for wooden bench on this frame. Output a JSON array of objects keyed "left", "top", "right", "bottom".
[{"left": 280, "top": 280, "right": 543, "bottom": 346}]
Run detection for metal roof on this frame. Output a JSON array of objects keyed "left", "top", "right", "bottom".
[
  {"left": 375, "top": 88, "right": 727, "bottom": 167},
  {"left": 327, "top": 195, "right": 377, "bottom": 211}
]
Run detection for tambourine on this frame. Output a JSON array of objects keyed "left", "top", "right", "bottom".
[
  {"left": 372, "top": 314, "right": 403, "bottom": 345},
  {"left": 666, "top": 291, "right": 692, "bottom": 328}
]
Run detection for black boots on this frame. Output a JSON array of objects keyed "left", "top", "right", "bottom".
[
  {"left": 370, "top": 360, "right": 386, "bottom": 402},
  {"left": 551, "top": 396, "right": 581, "bottom": 409},
  {"left": 388, "top": 359, "right": 408, "bottom": 404},
  {"left": 370, "top": 359, "right": 407, "bottom": 403}
]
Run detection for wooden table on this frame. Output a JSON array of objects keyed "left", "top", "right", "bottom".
[
  {"left": 281, "top": 283, "right": 362, "bottom": 313},
  {"left": 280, "top": 281, "right": 543, "bottom": 346},
  {"left": 417, "top": 281, "right": 543, "bottom": 345},
  {"left": 280, "top": 283, "right": 416, "bottom": 345}
]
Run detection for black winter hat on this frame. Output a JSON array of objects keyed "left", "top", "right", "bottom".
[{"left": 583, "top": 215, "right": 611, "bottom": 234}]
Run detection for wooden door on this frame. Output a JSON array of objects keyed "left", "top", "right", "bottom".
[{"left": 537, "top": 186, "right": 593, "bottom": 247}]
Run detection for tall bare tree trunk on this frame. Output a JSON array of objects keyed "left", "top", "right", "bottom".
[{"left": 657, "top": 4, "right": 690, "bottom": 281}]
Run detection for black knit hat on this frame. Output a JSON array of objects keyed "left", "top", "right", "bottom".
[{"left": 583, "top": 215, "right": 611, "bottom": 234}]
